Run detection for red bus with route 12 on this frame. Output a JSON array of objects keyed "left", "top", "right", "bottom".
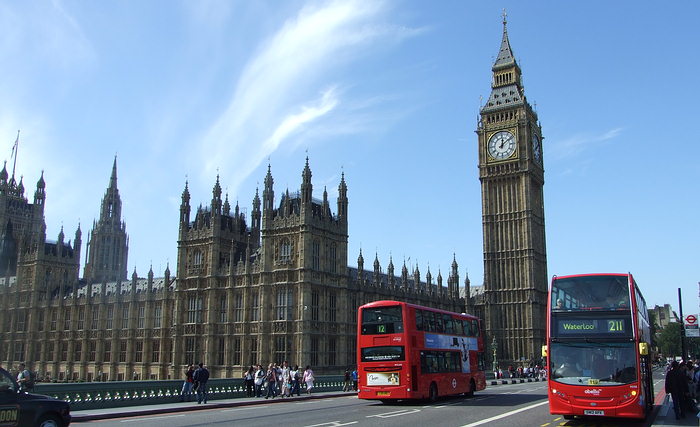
[
  {"left": 357, "top": 300, "right": 486, "bottom": 402},
  {"left": 546, "top": 273, "right": 653, "bottom": 420}
]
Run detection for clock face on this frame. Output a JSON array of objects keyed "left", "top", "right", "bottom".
[
  {"left": 532, "top": 134, "right": 541, "bottom": 163},
  {"left": 488, "top": 131, "right": 516, "bottom": 160}
]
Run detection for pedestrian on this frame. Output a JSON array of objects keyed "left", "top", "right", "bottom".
[
  {"left": 16, "top": 363, "right": 34, "bottom": 393},
  {"left": 343, "top": 368, "right": 351, "bottom": 392},
  {"left": 254, "top": 364, "right": 265, "bottom": 397},
  {"left": 180, "top": 364, "right": 195, "bottom": 401},
  {"left": 290, "top": 365, "right": 301, "bottom": 396},
  {"left": 351, "top": 367, "right": 358, "bottom": 391},
  {"left": 243, "top": 365, "right": 255, "bottom": 397},
  {"left": 265, "top": 363, "right": 277, "bottom": 399},
  {"left": 666, "top": 361, "right": 687, "bottom": 420},
  {"left": 303, "top": 365, "right": 315, "bottom": 394},
  {"left": 280, "top": 361, "right": 291, "bottom": 397},
  {"left": 193, "top": 362, "right": 210, "bottom": 404}
]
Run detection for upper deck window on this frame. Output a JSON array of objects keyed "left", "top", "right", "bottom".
[
  {"left": 361, "top": 306, "right": 403, "bottom": 335},
  {"left": 552, "top": 275, "right": 630, "bottom": 312}
]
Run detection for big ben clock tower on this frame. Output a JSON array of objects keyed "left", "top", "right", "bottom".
[{"left": 476, "top": 13, "right": 548, "bottom": 366}]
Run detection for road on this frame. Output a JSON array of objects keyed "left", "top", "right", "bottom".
[{"left": 78, "top": 375, "right": 670, "bottom": 427}]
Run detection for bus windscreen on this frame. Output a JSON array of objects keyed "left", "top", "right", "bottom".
[
  {"left": 361, "top": 306, "right": 403, "bottom": 335},
  {"left": 550, "top": 342, "right": 637, "bottom": 386},
  {"left": 552, "top": 275, "right": 630, "bottom": 311}
]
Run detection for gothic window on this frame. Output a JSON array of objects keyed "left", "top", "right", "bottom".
[
  {"left": 137, "top": 304, "right": 145, "bottom": 329},
  {"left": 217, "top": 337, "right": 225, "bottom": 365},
  {"left": 328, "top": 338, "right": 336, "bottom": 366},
  {"left": 88, "top": 342, "right": 96, "bottom": 362},
  {"left": 312, "top": 240, "right": 320, "bottom": 269},
  {"left": 121, "top": 305, "right": 129, "bottom": 329},
  {"left": 106, "top": 306, "right": 113, "bottom": 329},
  {"left": 279, "top": 239, "right": 291, "bottom": 263},
  {"left": 50, "top": 311, "right": 57, "bottom": 331},
  {"left": 60, "top": 342, "right": 68, "bottom": 361},
  {"left": 47, "top": 342, "right": 55, "bottom": 361},
  {"left": 16, "top": 310, "right": 25, "bottom": 332},
  {"left": 152, "top": 340, "right": 160, "bottom": 363},
  {"left": 185, "top": 337, "right": 196, "bottom": 364},
  {"left": 275, "top": 336, "right": 288, "bottom": 363},
  {"left": 77, "top": 307, "right": 85, "bottom": 330},
  {"left": 119, "top": 341, "right": 127, "bottom": 362},
  {"left": 329, "top": 243, "right": 337, "bottom": 274},
  {"left": 311, "top": 291, "right": 319, "bottom": 321},
  {"left": 154, "top": 303, "right": 162, "bottom": 328},
  {"left": 91, "top": 308, "right": 98, "bottom": 330},
  {"left": 234, "top": 294, "right": 243, "bottom": 322},
  {"left": 64, "top": 311, "right": 71, "bottom": 331},
  {"left": 37, "top": 311, "right": 44, "bottom": 332},
  {"left": 136, "top": 341, "right": 146, "bottom": 362},
  {"left": 276, "top": 289, "right": 293, "bottom": 320},
  {"left": 104, "top": 342, "right": 111, "bottom": 362},
  {"left": 74, "top": 342, "right": 82, "bottom": 361},
  {"left": 219, "top": 297, "right": 227, "bottom": 323},
  {"left": 328, "top": 293, "right": 337, "bottom": 322},
  {"left": 250, "top": 337, "right": 258, "bottom": 365},
  {"left": 233, "top": 337, "right": 241, "bottom": 366},
  {"left": 192, "top": 249, "right": 204, "bottom": 271},
  {"left": 187, "top": 295, "right": 203, "bottom": 323},
  {"left": 310, "top": 337, "right": 319, "bottom": 366},
  {"left": 13, "top": 342, "right": 24, "bottom": 362},
  {"left": 251, "top": 291, "right": 260, "bottom": 321}
]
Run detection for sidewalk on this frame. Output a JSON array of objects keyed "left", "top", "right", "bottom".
[
  {"left": 70, "top": 390, "right": 355, "bottom": 422},
  {"left": 651, "top": 390, "right": 700, "bottom": 426}
]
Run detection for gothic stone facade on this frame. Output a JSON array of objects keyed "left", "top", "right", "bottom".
[
  {"left": 474, "top": 17, "right": 548, "bottom": 366},
  {"left": 0, "top": 159, "right": 464, "bottom": 380}
]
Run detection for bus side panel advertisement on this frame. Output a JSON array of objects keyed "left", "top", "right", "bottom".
[
  {"left": 367, "top": 372, "right": 400, "bottom": 386},
  {"left": 424, "top": 333, "right": 478, "bottom": 373}
]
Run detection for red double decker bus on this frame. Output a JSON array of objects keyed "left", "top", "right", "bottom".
[
  {"left": 357, "top": 300, "right": 486, "bottom": 402},
  {"left": 546, "top": 273, "right": 653, "bottom": 420}
]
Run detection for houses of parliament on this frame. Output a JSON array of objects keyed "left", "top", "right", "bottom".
[{"left": 0, "top": 16, "right": 547, "bottom": 381}]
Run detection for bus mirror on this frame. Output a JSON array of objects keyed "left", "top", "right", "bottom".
[
  {"left": 639, "top": 342, "right": 649, "bottom": 356},
  {"left": 541, "top": 345, "right": 547, "bottom": 357}
]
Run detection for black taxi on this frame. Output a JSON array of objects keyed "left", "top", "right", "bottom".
[{"left": 0, "top": 367, "right": 71, "bottom": 427}]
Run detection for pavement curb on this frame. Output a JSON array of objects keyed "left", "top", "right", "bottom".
[{"left": 71, "top": 392, "right": 353, "bottom": 422}]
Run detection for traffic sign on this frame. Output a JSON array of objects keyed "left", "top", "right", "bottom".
[{"left": 685, "top": 314, "right": 698, "bottom": 325}]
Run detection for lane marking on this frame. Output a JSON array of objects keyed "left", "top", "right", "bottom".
[
  {"left": 304, "top": 422, "right": 358, "bottom": 427},
  {"left": 460, "top": 400, "right": 549, "bottom": 427},
  {"left": 222, "top": 406, "right": 269, "bottom": 412},
  {"left": 366, "top": 408, "right": 420, "bottom": 418},
  {"left": 119, "top": 414, "right": 185, "bottom": 423}
]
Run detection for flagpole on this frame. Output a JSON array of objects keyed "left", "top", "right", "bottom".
[{"left": 11, "top": 129, "right": 19, "bottom": 181}]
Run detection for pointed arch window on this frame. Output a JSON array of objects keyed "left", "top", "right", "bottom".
[{"left": 279, "top": 239, "right": 291, "bottom": 263}]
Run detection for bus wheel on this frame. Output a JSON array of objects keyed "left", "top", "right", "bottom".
[
  {"left": 563, "top": 415, "right": 574, "bottom": 420},
  {"left": 429, "top": 383, "right": 438, "bottom": 402},
  {"left": 464, "top": 379, "right": 476, "bottom": 398}
]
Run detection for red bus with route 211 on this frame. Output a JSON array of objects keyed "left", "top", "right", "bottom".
[
  {"left": 357, "top": 300, "right": 486, "bottom": 402},
  {"left": 546, "top": 273, "right": 653, "bottom": 420}
]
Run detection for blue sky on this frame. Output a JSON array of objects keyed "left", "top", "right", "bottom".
[{"left": 1, "top": 1, "right": 698, "bottom": 315}]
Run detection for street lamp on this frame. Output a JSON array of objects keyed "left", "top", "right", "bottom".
[{"left": 491, "top": 336, "right": 498, "bottom": 374}]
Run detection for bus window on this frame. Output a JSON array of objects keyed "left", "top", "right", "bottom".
[
  {"left": 454, "top": 318, "right": 464, "bottom": 335},
  {"left": 471, "top": 320, "right": 480, "bottom": 337},
  {"left": 435, "top": 314, "right": 444, "bottom": 333},
  {"left": 361, "top": 306, "right": 403, "bottom": 335},
  {"left": 415, "top": 310, "right": 424, "bottom": 331},
  {"left": 443, "top": 315, "right": 454, "bottom": 334},
  {"left": 425, "top": 311, "right": 435, "bottom": 332}
]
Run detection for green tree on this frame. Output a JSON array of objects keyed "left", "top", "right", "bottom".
[
  {"left": 647, "top": 310, "right": 658, "bottom": 348},
  {"left": 658, "top": 322, "right": 683, "bottom": 358}
]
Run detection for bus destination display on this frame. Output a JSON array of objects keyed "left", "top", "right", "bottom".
[{"left": 556, "top": 318, "right": 628, "bottom": 335}]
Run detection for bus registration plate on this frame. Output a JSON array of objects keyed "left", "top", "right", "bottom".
[
  {"left": 376, "top": 392, "right": 390, "bottom": 396},
  {"left": 584, "top": 410, "right": 604, "bottom": 416}
]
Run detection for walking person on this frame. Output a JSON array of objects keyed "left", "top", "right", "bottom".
[
  {"left": 351, "top": 367, "right": 358, "bottom": 392},
  {"left": 254, "top": 364, "right": 265, "bottom": 397},
  {"left": 243, "top": 366, "right": 255, "bottom": 397},
  {"left": 343, "top": 368, "right": 351, "bottom": 392},
  {"left": 666, "top": 361, "right": 687, "bottom": 419},
  {"left": 303, "top": 365, "right": 315, "bottom": 394},
  {"left": 16, "top": 363, "right": 34, "bottom": 393},
  {"left": 180, "top": 364, "right": 195, "bottom": 401},
  {"left": 193, "top": 362, "right": 210, "bottom": 404},
  {"left": 280, "top": 361, "right": 291, "bottom": 397},
  {"left": 290, "top": 365, "right": 301, "bottom": 396},
  {"left": 265, "top": 363, "right": 277, "bottom": 399}
]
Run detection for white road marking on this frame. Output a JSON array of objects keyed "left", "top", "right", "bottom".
[
  {"left": 222, "top": 406, "right": 269, "bottom": 412},
  {"left": 366, "top": 408, "right": 420, "bottom": 418},
  {"left": 460, "top": 400, "right": 549, "bottom": 427},
  {"left": 120, "top": 414, "right": 185, "bottom": 423},
  {"left": 304, "top": 422, "right": 358, "bottom": 427}
]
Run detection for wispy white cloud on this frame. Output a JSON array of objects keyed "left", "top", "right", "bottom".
[
  {"left": 550, "top": 127, "right": 624, "bottom": 160},
  {"left": 197, "top": 0, "right": 422, "bottom": 195}
]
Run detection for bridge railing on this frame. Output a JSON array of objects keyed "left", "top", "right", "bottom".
[{"left": 34, "top": 375, "right": 346, "bottom": 411}]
